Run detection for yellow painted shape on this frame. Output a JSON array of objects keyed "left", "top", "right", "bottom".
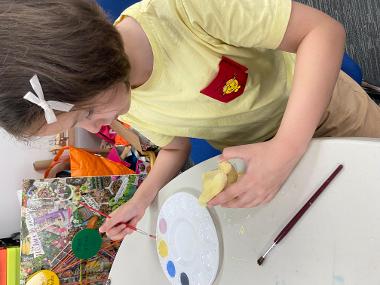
[{"left": 158, "top": 240, "right": 169, "bottom": 258}]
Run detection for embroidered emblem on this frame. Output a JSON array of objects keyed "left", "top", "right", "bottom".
[
  {"left": 223, "top": 77, "right": 241, "bottom": 95},
  {"left": 200, "top": 56, "right": 248, "bottom": 103}
]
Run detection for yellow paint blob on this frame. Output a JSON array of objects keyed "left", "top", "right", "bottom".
[
  {"left": 158, "top": 240, "right": 169, "bottom": 258},
  {"left": 26, "top": 270, "right": 60, "bottom": 285},
  {"left": 239, "top": 225, "right": 246, "bottom": 236}
]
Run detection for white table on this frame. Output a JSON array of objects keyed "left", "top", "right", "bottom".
[{"left": 110, "top": 138, "right": 380, "bottom": 285}]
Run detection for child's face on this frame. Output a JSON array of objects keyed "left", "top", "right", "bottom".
[{"left": 36, "top": 82, "right": 130, "bottom": 136}]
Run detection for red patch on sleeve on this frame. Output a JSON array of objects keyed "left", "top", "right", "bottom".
[{"left": 200, "top": 56, "right": 248, "bottom": 103}]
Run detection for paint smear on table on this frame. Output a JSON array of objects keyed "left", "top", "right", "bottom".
[
  {"left": 239, "top": 225, "right": 246, "bottom": 236},
  {"left": 333, "top": 275, "right": 344, "bottom": 284},
  {"left": 231, "top": 256, "right": 249, "bottom": 263}
]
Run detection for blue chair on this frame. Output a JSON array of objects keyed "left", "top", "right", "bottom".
[
  {"left": 95, "top": 1, "right": 363, "bottom": 163},
  {"left": 190, "top": 138, "right": 221, "bottom": 164},
  {"left": 341, "top": 53, "right": 363, "bottom": 84},
  {"left": 96, "top": 0, "right": 137, "bottom": 21}
]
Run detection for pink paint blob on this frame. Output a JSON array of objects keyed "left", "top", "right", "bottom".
[{"left": 159, "top": 218, "right": 167, "bottom": 234}]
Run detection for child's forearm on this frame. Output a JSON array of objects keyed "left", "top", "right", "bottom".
[
  {"left": 133, "top": 137, "right": 191, "bottom": 207},
  {"left": 275, "top": 20, "right": 346, "bottom": 156}
]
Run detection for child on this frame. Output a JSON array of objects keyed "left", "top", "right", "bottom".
[{"left": 0, "top": 0, "right": 379, "bottom": 241}]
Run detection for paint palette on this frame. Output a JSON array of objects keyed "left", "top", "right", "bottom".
[{"left": 156, "top": 192, "right": 219, "bottom": 285}]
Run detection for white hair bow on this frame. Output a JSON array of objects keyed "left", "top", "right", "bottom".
[{"left": 23, "top": 75, "right": 74, "bottom": 124}]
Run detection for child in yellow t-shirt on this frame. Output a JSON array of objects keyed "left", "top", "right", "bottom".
[{"left": 0, "top": 0, "right": 379, "bottom": 241}]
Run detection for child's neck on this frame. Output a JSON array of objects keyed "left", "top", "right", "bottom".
[{"left": 116, "top": 17, "right": 154, "bottom": 88}]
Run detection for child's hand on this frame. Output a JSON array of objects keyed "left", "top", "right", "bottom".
[
  {"left": 99, "top": 197, "right": 148, "bottom": 240},
  {"left": 208, "top": 138, "right": 303, "bottom": 208}
]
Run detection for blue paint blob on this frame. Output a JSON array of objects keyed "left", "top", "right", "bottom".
[
  {"left": 166, "top": 261, "right": 176, "bottom": 277},
  {"left": 180, "top": 272, "right": 190, "bottom": 285}
]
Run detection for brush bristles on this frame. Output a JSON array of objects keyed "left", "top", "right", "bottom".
[{"left": 257, "top": 256, "right": 265, "bottom": 266}]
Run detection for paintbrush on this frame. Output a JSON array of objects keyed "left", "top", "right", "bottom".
[
  {"left": 78, "top": 201, "right": 156, "bottom": 240},
  {"left": 257, "top": 164, "right": 343, "bottom": 266}
]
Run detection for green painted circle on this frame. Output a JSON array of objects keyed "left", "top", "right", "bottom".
[{"left": 72, "top": 229, "right": 102, "bottom": 259}]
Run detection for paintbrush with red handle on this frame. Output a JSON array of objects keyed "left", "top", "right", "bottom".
[
  {"left": 257, "top": 164, "right": 343, "bottom": 265},
  {"left": 78, "top": 201, "right": 156, "bottom": 240}
]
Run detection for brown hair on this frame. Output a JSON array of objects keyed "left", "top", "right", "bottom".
[{"left": 0, "top": 0, "right": 130, "bottom": 138}]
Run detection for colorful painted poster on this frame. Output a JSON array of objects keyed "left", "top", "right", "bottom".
[{"left": 20, "top": 174, "right": 145, "bottom": 285}]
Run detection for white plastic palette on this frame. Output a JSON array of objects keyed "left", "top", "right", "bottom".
[{"left": 156, "top": 192, "right": 219, "bottom": 285}]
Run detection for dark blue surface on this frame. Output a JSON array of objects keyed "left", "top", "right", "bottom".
[
  {"left": 190, "top": 138, "right": 222, "bottom": 164},
  {"left": 341, "top": 53, "right": 363, "bottom": 84},
  {"left": 96, "top": 0, "right": 137, "bottom": 21},
  {"left": 95, "top": 1, "right": 363, "bottom": 163}
]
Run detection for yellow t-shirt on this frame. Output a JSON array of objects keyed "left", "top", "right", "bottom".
[{"left": 116, "top": 0, "right": 296, "bottom": 150}]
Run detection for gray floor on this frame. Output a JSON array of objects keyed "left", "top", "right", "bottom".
[{"left": 297, "top": 0, "right": 380, "bottom": 86}]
